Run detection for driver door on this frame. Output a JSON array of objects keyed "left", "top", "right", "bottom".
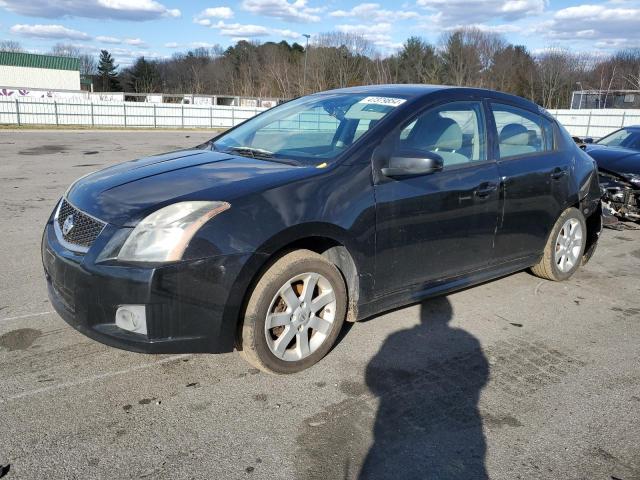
[{"left": 373, "top": 100, "right": 501, "bottom": 295}]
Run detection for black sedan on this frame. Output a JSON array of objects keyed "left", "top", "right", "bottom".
[
  {"left": 42, "top": 85, "right": 602, "bottom": 373},
  {"left": 582, "top": 126, "right": 640, "bottom": 222}
]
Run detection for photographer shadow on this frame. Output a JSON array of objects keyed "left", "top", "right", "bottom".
[{"left": 358, "top": 297, "right": 489, "bottom": 480}]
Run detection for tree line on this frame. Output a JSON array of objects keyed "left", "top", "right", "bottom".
[{"left": 2, "top": 30, "right": 640, "bottom": 108}]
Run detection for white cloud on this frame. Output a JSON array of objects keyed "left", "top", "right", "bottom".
[
  {"left": 274, "top": 29, "right": 301, "bottom": 40},
  {"left": 95, "top": 35, "right": 147, "bottom": 46},
  {"left": 595, "top": 38, "right": 638, "bottom": 49},
  {"left": 416, "top": 0, "right": 545, "bottom": 23},
  {"left": 190, "top": 41, "right": 219, "bottom": 48},
  {"left": 200, "top": 19, "right": 301, "bottom": 39},
  {"left": 193, "top": 6, "right": 234, "bottom": 26},
  {"left": 106, "top": 46, "right": 165, "bottom": 64},
  {"left": 337, "top": 23, "right": 393, "bottom": 35},
  {"left": 444, "top": 23, "right": 520, "bottom": 34},
  {"left": 164, "top": 42, "right": 180, "bottom": 48},
  {"left": 0, "top": 0, "right": 181, "bottom": 21},
  {"left": 335, "top": 23, "right": 401, "bottom": 50},
  {"left": 241, "top": 0, "right": 322, "bottom": 23},
  {"left": 124, "top": 38, "right": 146, "bottom": 46},
  {"left": 40, "top": 42, "right": 167, "bottom": 65},
  {"left": 213, "top": 20, "right": 270, "bottom": 37},
  {"left": 536, "top": 3, "right": 640, "bottom": 47},
  {"left": 327, "top": 5, "right": 420, "bottom": 51},
  {"left": 10, "top": 24, "right": 91, "bottom": 41},
  {"left": 330, "top": 3, "right": 419, "bottom": 22},
  {"left": 96, "top": 35, "right": 122, "bottom": 44},
  {"left": 202, "top": 6, "right": 234, "bottom": 18}
]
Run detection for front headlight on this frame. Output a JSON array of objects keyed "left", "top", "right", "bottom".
[{"left": 117, "top": 201, "right": 230, "bottom": 262}]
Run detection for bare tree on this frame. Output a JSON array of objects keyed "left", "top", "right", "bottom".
[
  {"left": 439, "top": 30, "right": 482, "bottom": 86},
  {"left": 535, "top": 48, "right": 589, "bottom": 109},
  {"left": 50, "top": 43, "right": 81, "bottom": 58},
  {"left": 48, "top": 35, "right": 637, "bottom": 108},
  {"left": 491, "top": 45, "right": 536, "bottom": 99},
  {"left": 311, "top": 32, "right": 376, "bottom": 89},
  {"left": 49, "top": 43, "right": 96, "bottom": 76},
  {"left": 614, "top": 49, "right": 640, "bottom": 90},
  {"left": 0, "top": 40, "right": 23, "bottom": 52}
]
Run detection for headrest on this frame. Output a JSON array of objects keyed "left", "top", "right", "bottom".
[
  {"left": 500, "top": 123, "right": 529, "bottom": 146},
  {"left": 414, "top": 116, "right": 463, "bottom": 151}
]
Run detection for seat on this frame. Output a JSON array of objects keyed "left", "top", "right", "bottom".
[
  {"left": 405, "top": 114, "right": 469, "bottom": 165},
  {"left": 499, "top": 123, "right": 536, "bottom": 157}
]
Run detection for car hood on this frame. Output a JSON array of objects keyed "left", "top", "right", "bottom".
[
  {"left": 66, "top": 148, "right": 312, "bottom": 226},
  {"left": 584, "top": 144, "right": 640, "bottom": 175}
]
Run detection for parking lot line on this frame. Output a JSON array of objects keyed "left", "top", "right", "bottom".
[
  {"left": 0, "top": 311, "right": 53, "bottom": 324},
  {"left": 0, "top": 353, "right": 192, "bottom": 403}
]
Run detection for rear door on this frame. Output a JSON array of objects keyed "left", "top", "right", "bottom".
[
  {"left": 373, "top": 99, "right": 501, "bottom": 295},
  {"left": 489, "top": 102, "right": 570, "bottom": 262}
]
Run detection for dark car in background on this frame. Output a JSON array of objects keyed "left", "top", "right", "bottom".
[
  {"left": 582, "top": 126, "right": 640, "bottom": 222},
  {"left": 42, "top": 85, "right": 602, "bottom": 374}
]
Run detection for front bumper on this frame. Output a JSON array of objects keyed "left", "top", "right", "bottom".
[{"left": 42, "top": 220, "right": 253, "bottom": 354}]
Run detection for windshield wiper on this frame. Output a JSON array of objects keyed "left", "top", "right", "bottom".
[
  {"left": 223, "top": 146, "right": 300, "bottom": 166},
  {"left": 225, "top": 146, "right": 275, "bottom": 159}
]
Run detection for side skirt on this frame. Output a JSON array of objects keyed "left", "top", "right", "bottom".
[{"left": 356, "top": 254, "right": 540, "bottom": 321}]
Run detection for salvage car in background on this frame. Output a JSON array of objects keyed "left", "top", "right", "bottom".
[
  {"left": 42, "top": 85, "right": 602, "bottom": 374},
  {"left": 582, "top": 126, "right": 640, "bottom": 222}
]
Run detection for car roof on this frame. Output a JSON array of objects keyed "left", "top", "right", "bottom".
[
  {"left": 317, "top": 84, "right": 544, "bottom": 113},
  {"left": 322, "top": 84, "right": 450, "bottom": 96}
]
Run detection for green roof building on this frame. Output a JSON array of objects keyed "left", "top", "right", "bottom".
[{"left": 0, "top": 51, "right": 81, "bottom": 91}]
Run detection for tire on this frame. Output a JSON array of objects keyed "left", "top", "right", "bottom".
[
  {"left": 531, "top": 207, "right": 587, "bottom": 281},
  {"left": 240, "top": 249, "right": 347, "bottom": 374}
]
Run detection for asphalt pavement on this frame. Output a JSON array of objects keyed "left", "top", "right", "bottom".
[{"left": 0, "top": 130, "right": 639, "bottom": 479}]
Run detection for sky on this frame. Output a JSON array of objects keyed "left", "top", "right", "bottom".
[{"left": 0, "top": 0, "right": 639, "bottom": 65}]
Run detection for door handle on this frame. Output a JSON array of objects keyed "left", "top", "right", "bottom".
[
  {"left": 474, "top": 182, "right": 498, "bottom": 198},
  {"left": 551, "top": 167, "right": 568, "bottom": 180}
]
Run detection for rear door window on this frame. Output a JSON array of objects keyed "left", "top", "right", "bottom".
[{"left": 491, "top": 103, "right": 554, "bottom": 159}]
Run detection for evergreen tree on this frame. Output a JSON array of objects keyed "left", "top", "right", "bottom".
[
  {"left": 124, "top": 57, "right": 161, "bottom": 93},
  {"left": 398, "top": 37, "right": 440, "bottom": 84},
  {"left": 97, "top": 50, "right": 119, "bottom": 92}
]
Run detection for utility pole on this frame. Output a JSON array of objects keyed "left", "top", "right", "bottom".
[{"left": 302, "top": 33, "right": 311, "bottom": 96}]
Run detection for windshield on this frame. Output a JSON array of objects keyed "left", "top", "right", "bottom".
[
  {"left": 212, "top": 93, "right": 408, "bottom": 165},
  {"left": 596, "top": 128, "right": 640, "bottom": 150}
]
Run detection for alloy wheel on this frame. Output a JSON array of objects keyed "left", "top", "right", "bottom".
[
  {"left": 555, "top": 218, "right": 583, "bottom": 273},
  {"left": 264, "top": 272, "right": 337, "bottom": 362}
]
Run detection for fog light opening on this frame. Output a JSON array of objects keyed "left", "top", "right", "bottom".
[{"left": 115, "top": 305, "right": 148, "bottom": 336}]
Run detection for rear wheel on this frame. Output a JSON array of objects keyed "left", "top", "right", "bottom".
[
  {"left": 240, "top": 249, "right": 347, "bottom": 374},
  {"left": 531, "top": 207, "right": 586, "bottom": 281}
]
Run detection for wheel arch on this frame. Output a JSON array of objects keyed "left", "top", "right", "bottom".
[
  {"left": 565, "top": 199, "right": 601, "bottom": 263},
  {"left": 226, "top": 224, "right": 364, "bottom": 349}
]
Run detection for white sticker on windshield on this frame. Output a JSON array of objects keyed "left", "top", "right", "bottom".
[{"left": 360, "top": 96, "right": 406, "bottom": 107}]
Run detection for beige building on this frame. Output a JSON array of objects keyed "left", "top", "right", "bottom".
[{"left": 0, "top": 52, "right": 80, "bottom": 91}]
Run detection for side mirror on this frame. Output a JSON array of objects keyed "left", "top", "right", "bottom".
[
  {"left": 583, "top": 137, "right": 594, "bottom": 144},
  {"left": 381, "top": 150, "right": 444, "bottom": 178}
]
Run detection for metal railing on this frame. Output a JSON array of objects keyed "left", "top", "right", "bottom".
[
  {"left": 0, "top": 97, "right": 267, "bottom": 129},
  {"left": 2, "top": 98, "right": 640, "bottom": 140}
]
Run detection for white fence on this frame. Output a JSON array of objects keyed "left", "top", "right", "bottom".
[
  {"left": 548, "top": 109, "right": 640, "bottom": 138},
  {"left": 0, "top": 97, "right": 267, "bottom": 129},
  {"left": 1, "top": 97, "right": 639, "bottom": 138}
]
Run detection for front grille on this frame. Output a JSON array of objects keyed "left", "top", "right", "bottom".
[{"left": 55, "top": 198, "right": 106, "bottom": 251}]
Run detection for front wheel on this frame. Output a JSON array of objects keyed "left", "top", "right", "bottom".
[
  {"left": 531, "top": 207, "right": 587, "bottom": 281},
  {"left": 240, "top": 249, "right": 347, "bottom": 374}
]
